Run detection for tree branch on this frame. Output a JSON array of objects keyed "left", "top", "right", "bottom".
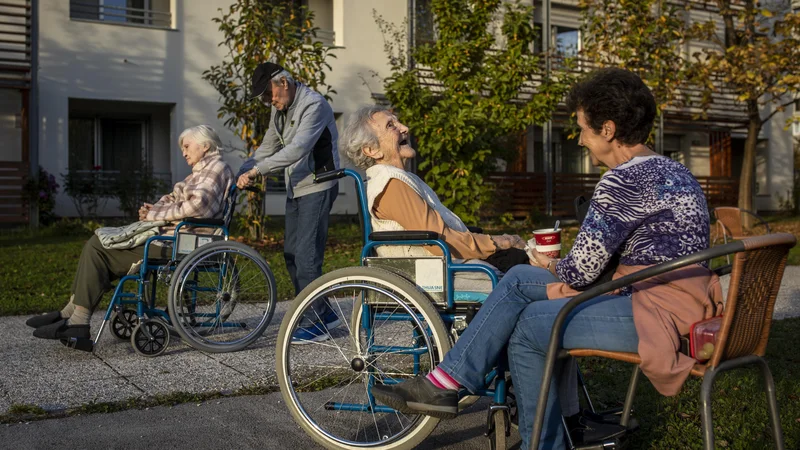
[{"left": 760, "top": 98, "right": 798, "bottom": 125}]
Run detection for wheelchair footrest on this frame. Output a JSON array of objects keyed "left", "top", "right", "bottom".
[{"left": 573, "top": 438, "right": 621, "bottom": 450}]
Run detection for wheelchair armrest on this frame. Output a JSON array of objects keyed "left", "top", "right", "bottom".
[
  {"left": 467, "top": 226, "right": 483, "bottom": 234},
  {"left": 181, "top": 218, "right": 225, "bottom": 226},
  {"left": 369, "top": 230, "right": 441, "bottom": 242}
]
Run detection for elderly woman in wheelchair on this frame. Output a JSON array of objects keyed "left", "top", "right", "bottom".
[
  {"left": 26, "top": 125, "right": 236, "bottom": 349},
  {"left": 342, "top": 104, "right": 531, "bottom": 275},
  {"left": 367, "top": 68, "right": 723, "bottom": 450}
]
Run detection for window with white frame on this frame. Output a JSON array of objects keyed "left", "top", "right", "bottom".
[{"left": 69, "top": 0, "right": 172, "bottom": 28}]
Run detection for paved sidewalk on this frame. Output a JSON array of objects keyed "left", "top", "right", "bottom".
[{"left": 1, "top": 267, "right": 799, "bottom": 417}]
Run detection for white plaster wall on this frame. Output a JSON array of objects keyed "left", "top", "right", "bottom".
[
  {"left": 758, "top": 104, "right": 795, "bottom": 211},
  {"left": 38, "top": 0, "right": 405, "bottom": 217},
  {"left": 38, "top": 0, "right": 225, "bottom": 216}
]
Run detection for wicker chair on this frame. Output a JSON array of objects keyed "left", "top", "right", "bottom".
[
  {"left": 713, "top": 206, "right": 771, "bottom": 243},
  {"left": 530, "top": 233, "right": 796, "bottom": 450}
]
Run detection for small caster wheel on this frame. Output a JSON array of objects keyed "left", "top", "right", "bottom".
[
  {"left": 131, "top": 319, "right": 170, "bottom": 357},
  {"left": 110, "top": 309, "right": 138, "bottom": 340}
]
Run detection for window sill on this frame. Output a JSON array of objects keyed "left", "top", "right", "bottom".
[{"left": 70, "top": 18, "right": 178, "bottom": 32}]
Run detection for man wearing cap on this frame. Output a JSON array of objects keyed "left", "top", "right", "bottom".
[{"left": 237, "top": 62, "right": 340, "bottom": 344}]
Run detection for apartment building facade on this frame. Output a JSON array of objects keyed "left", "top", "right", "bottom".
[{"left": 0, "top": 0, "right": 795, "bottom": 223}]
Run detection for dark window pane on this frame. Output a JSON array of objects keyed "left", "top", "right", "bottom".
[
  {"left": 68, "top": 118, "right": 95, "bottom": 171},
  {"left": 70, "top": 0, "right": 100, "bottom": 20},
  {"left": 101, "top": 120, "right": 144, "bottom": 173},
  {"left": 415, "top": 0, "right": 435, "bottom": 46}
]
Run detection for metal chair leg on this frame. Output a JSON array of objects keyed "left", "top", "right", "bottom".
[
  {"left": 700, "top": 368, "right": 717, "bottom": 450},
  {"left": 701, "top": 356, "right": 785, "bottom": 450},
  {"left": 754, "top": 357, "right": 785, "bottom": 450},
  {"left": 620, "top": 365, "right": 640, "bottom": 428}
]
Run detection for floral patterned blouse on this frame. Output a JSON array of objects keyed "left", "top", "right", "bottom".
[{"left": 556, "top": 155, "right": 710, "bottom": 293}]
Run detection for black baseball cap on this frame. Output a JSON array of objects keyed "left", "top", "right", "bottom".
[{"left": 250, "top": 62, "right": 285, "bottom": 100}]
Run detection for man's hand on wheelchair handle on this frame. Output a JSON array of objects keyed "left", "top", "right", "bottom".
[{"left": 236, "top": 168, "right": 259, "bottom": 189}]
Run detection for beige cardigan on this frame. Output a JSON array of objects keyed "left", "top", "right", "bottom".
[{"left": 546, "top": 264, "right": 723, "bottom": 396}]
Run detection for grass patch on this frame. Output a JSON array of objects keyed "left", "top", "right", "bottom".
[
  {"left": 0, "top": 215, "right": 795, "bottom": 316},
  {"left": 581, "top": 317, "right": 800, "bottom": 449},
  {"left": 0, "top": 384, "right": 280, "bottom": 425}
]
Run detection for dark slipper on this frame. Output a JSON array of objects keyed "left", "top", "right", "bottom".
[
  {"left": 25, "top": 311, "right": 63, "bottom": 329},
  {"left": 33, "top": 319, "right": 90, "bottom": 340}
]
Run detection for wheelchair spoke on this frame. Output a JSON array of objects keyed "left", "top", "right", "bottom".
[{"left": 281, "top": 271, "right": 449, "bottom": 448}]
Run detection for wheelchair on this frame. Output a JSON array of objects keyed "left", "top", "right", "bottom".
[
  {"left": 275, "top": 169, "right": 632, "bottom": 450},
  {"left": 69, "top": 180, "right": 278, "bottom": 357}
]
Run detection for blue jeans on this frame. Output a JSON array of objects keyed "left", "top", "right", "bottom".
[
  {"left": 508, "top": 294, "right": 638, "bottom": 450},
  {"left": 437, "top": 265, "right": 638, "bottom": 450},
  {"left": 438, "top": 266, "right": 560, "bottom": 392},
  {"left": 284, "top": 184, "right": 338, "bottom": 319}
]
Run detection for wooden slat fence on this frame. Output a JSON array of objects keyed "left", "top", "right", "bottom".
[
  {"left": 0, "top": 160, "right": 28, "bottom": 223},
  {"left": 485, "top": 172, "right": 740, "bottom": 219}
]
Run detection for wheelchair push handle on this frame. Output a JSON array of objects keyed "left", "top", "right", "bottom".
[{"left": 314, "top": 169, "right": 347, "bottom": 183}]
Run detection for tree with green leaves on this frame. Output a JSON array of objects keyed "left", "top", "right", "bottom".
[
  {"left": 376, "top": 0, "right": 574, "bottom": 224},
  {"left": 688, "top": 0, "right": 800, "bottom": 227},
  {"left": 579, "top": 0, "right": 689, "bottom": 119},
  {"left": 203, "top": 0, "right": 335, "bottom": 240}
]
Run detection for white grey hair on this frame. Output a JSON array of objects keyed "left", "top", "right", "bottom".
[
  {"left": 178, "top": 125, "right": 223, "bottom": 154},
  {"left": 340, "top": 105, "right": 391, "bottom": 170},
  {"left": 270, "top": 69, "right": 295, "bottom": 85}
]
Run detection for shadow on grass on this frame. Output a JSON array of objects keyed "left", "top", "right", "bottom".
[{"left": 580, "top": 317, "right": 800, "bottom": 449}]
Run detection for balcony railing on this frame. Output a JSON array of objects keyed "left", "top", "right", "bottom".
[
  {"left": 0, "top": 0, "right": 32, "bottom": 89},
  {"left": 0, "top": 161, "right": 29, "bottom": 224},
  {"left": 70, "top": 1, "right": 172, "bottom": 29}
]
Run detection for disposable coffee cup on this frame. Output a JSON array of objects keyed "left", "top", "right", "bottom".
[{"left": 533, "top": 228, "right": 562, "bottom": 258}]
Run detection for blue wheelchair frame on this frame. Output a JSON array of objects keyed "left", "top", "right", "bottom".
[
  {"left": 318, "top": 168, "right": 512, "bottom": 416},
  {"left": 92, "top": 182, "right": 242, "bottom": 349}
]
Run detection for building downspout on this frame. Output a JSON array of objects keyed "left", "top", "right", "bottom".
[
  {"left": 543, "top": 0, "right": 553, "bottom": 216},
  {"left": 29, "top": 0, "right": 39, "bottom": 228}
]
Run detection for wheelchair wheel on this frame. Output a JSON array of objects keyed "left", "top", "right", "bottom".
[
  {"left": 131, "top": 319, "right": 170, "bottom": 357},
  {"left": 110, "top": 308, "right": 138, "bottom": 340},
  {"left": 168, "top": 240, "right": 276, "bottom": 353},
  {"left": 489, "top": 410, "right": 508, "bottom": 450},
  {"left": 353, "top": 299, "right": 479, "bottom": 413},
  {"left": 277, "top": 266, "right": 451, "bottom": 450}
]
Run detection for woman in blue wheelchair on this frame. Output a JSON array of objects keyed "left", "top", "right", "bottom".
[
  {"left": 340, "top": 105, "right": 530, "bottom": 273},
  {"left": 370, "top": 68, "right": 721, "bottom": 450},
  {"left": 26, "top": 125, "right": 234, "bottom": 346}
]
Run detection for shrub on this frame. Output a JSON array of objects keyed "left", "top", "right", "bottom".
[{"left": 24, "top": 167, "right": 60, "bottom": 225}]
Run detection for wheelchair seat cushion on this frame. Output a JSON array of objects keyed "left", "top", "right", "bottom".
[{"left": 453, "top": 259, "right": 502, "bottom": 303}]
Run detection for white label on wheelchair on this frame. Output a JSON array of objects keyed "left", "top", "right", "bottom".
[
  {"left": 177, "top": 232, "right": 222, "bottom": 256},
  {"left": 416, "top": 259, "right": 445, "bottom": 293}
]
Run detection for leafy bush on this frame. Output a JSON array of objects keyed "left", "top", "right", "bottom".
[
  {"left": 24, "top": 167, "right": 60, "bottom": 225},
  {"left": 61, "top": 167, "right": 114, "bottom": 220},
  {"left": 112, "top": 171, "right": 169, "bottom": 220},
  {"left": 376, "top": 0, "right": 574, "bottom": 224}
]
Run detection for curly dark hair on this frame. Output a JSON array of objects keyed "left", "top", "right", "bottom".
[{"left": 566, "top": 68, "right": 656, "bottom": 146}]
